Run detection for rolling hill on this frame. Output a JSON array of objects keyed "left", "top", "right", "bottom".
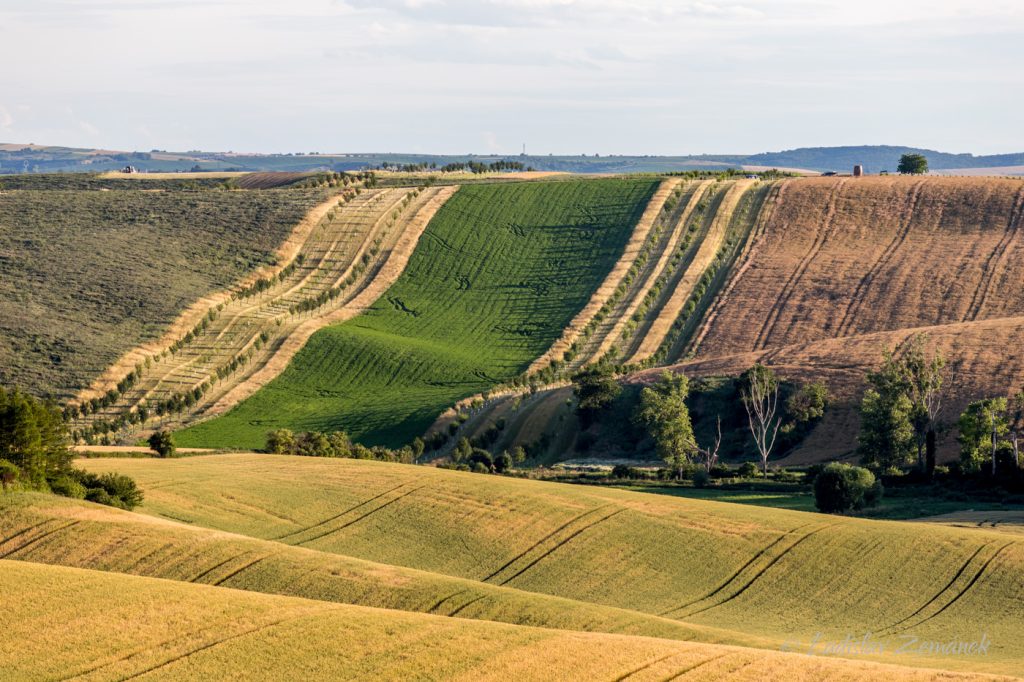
[
  {"left": 78, "top": 453, "right": 1024, "bottom": 676},
  {"left": 175, "top": 178, "right": 659, "bottom": 449},
  {"left": 0, "top": 182, "right": 331, "bottom": 398},
  {"left": 5, "top": 559, "right": 997, "bottom": 681}
]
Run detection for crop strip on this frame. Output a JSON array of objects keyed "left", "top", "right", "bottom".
[{"left": 0, "top": 521, "right": 80, "bottom": 559}]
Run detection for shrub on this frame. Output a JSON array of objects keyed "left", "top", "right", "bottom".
[
  {"left": 48, "top": 474, "right": 86, "bottom": 499},
  {"left": 73, "top": 470, "right": 144, "bottom": 510},
  {"left": 0, "top": 459, "right": 18, "bottom": 490},
  {"left": 611, "top": 464, "right": 632, "bottom": 479},
  {"left": 148, "top": 430, "right": 177, "bottom": 458},
  {"left": 468, "top": 449, "right": 493, "bottom": 472},
  {"left": 266, "top": 429, "right": 296, "bottom": 454},
  {"left": 814, "top": 463, "right": 880, "bottom": 514},
  {"left": 738, "top": 461, "right": 759, "bottom": 478},
  {"left": 494, "top": 452, "right": 513, "bottom": 473},
  {"left": 471, "top": 462, "right": 490, "bottom": 474},
  {"left": 693, "top": 469, "right": 710, "bottom": 488}
]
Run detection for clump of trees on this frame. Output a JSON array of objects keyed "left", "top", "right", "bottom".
[
  {"left": 958, "top": 394, "right": 1023, "bottom": 477},
  {"left": 265, "top": 429, "right": 418, "bottom": 463},
  {"left": 447, "top": 437, "right": 524, "bottom": 474},
  {"left": 858, "top": 335, "right": 944, "bottom": 475},
  {"left": 0, "top": 387, "right": 142, "bottom": 509}
]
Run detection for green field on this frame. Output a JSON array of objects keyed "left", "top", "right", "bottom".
[
  {"left": 177, "top": 178, "right": 658, "bottom": 448},
  {"left": 80, "top": 454, "right": 1024, "bottom": 676},
  {"left": 0, "top": 186, "right": 328, "bottom": 397}
]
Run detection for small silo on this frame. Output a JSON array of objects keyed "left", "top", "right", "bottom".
[{"left": 853, "top": 165, "right": 864, "bottom": 177}]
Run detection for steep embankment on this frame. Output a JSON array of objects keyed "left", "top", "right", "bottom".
[
  {"left": 5, "top": 561, "right": 995, "bottom": 682},
  {"left": 72, "top": 184, "right": 453, "bottom": 444},
  {"left": 82, "top": 454, "right": 1024, "bottom": 676},
  {"left": 176, "top": 178, "right": 658, "bottom": 449},
  {"left": 0, "top": 185, "right": 330, "bottom": 397}
]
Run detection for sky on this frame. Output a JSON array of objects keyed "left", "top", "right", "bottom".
[{"left": 0, "top": 0, "right": 1022, "bottom": 156}]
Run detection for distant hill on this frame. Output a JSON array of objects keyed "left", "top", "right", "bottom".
[{"left": 4, "top": 142, "right": 1023, "bottom": 175}]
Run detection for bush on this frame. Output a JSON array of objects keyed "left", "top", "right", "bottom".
[
  {"left": 611, "top": 464, "right": 632, "bottom": 479},
  {"left": 468, "top": 449, "right": 493, "bottom": 472},
  {"left": 48, "top": 474, "right": 86, "bottom": 499},
  {"left": 73, "top": 470, "right": 144, "bottom": 510},
  {"left": 471, "top": 462, "right": 490, "bottom": 474},
  {"left": 738, "top": 461, "right": 759, "bottom": 478},
  {"left": 693, "top": 469, "right": 710, "bottom": 488},
  {"left": 148, "top": 430, "right": 177, "bottom": 458},
  {"left": 814, "top": 463, "right": 880, "bottom": 514},
  {"left": 494, "top": 452, "right": 513, "bottom": 473},
  {"left": 0, "top": 459, "right": 18, "bottom": 490}
]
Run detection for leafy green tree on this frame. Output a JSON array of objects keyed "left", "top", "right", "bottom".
[
  {"left": 328, "top": 431, "right": 352, "bottom": 458},
  {"left": 786, "top": 381, "right": 828, "bottom": 423},
  {"left": 958, "top": 398, "right": 1010, "bottom": 475},
  {"left": 857, "top": 338, "right": 943, "bottom": 471},
  {"left": 897, "top": 153, "right": 929, "bottom": 175},
  {"left": 411, "top": 437, "right": 425, "bottom": 459},
  {"left": 814, "top": 463, "right": 881, "bottom": 513},
  {"left": 453, "top": 437, "right": 472, "bottom": 463},
  {"left": 148, "top": 430, "right": 176, "bottom": 458},
  {"left": 634, "top": 371, "right": 696, "bottom": 478},
  {"left": 572, "top": 365, "right": 621, "bottom": 427},
  {"left": 0, "top": 387, "right": 71, "bottom": 486},
  {"left": 266, "top": 429, "right": 296, "bottom": 454},
  {"left": 740, "top": 364, "right": 782, "bottom": 476},
  {"left": 0, "top": 459, "right": 18, "bottom": 490}
]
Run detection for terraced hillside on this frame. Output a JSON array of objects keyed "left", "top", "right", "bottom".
[
  {"left": 6, "top": 561, "right": 988, "bottom": 682},
  {"left": 176, "top": 178, "right": 659, "bottom": 449},
  {"left": 71, "top": 184, "right": 454, "bottom": 443}
]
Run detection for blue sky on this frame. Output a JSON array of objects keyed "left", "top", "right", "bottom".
[{"left": 0, "top": 0, "right": 1021, "bottom": 155}]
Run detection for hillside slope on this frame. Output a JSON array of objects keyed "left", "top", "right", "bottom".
[
  {"left": 82, "top": 454, "right": 1024, "bottom": 676},
  {"left": 693, "top": 176, "right": 1024, "bottom": 355},
  {"left": 0, "top": 186, "right": 330, "bottom": 397},
  {"left": 5, "top": 560, "right": 998, "bottom": 681},
  {"left": 177, "top": 178, "right": 659, "bottom": 448}
]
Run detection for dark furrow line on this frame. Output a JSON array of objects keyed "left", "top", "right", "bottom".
[
  {"left": 835, "top": 181, "right": 925, "bottom": 337},
  {"left": 447, "top": 595, "right": 487, "bottom": 617},
  {"left": 189, "top": 553, "right": 248, "bottom": 584},
  {"left": 965, "top": 186, "right": 1024, "bottom": 321},
  {"left": 661, "top": 653, "right": 733, "bottom": 681},
  {"left": 425, "top": 589, "right": 469, "bottom": 614},
  {"left": 0, "top": 518, "right": 56, "bottom": 549},
  {"left": 118, "top": 616, "right": 299, "bottom": 681},
  {"left": 658, "top": 522, "right": 816, "bottom": 616},
  {"left": 878, "top": 542, "right": 991, "bottom": 632},
  {"left": 499, "top": 509, "right": 626, "bottom": 586},
  {"left": 679, "top": 524, "right": 839, "bottom": 618},
  {"left": 212, "top": 553, "right": 274, "bottom": 586},
  {"left": 482, "top": 505, "right": 612, "bottom": 582},
  {"left": 123, "top": 542, "right": 175, "bottom": 572},
  {"left": 272, "top": 482, "right": 408, "bottom": 541},
  {"left": 296, "top": 486, "right": 426, "bottom": 546},
  {"left": 611, "top": 652, "right": 679, "bottom": 682},
  {"left": 896, "top": 541, "right": 1016, "bottom": 632},
  {"left": 0, "top": 520, "right": 80, "bottom": 559},
  {"left": 753, "top": 181, "right": 845, "bottom": 350}
]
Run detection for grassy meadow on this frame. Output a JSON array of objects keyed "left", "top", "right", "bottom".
[
  {"left": 177, "top": 178, "right": 658, "bottom": 448},
  {"left": 0, "top": 186, "right": 328, "bottom": 397},
  {"left": 80, "top": 454, "right": 1024, "bottom": 676}
]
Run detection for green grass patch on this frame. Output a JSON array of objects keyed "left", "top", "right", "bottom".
[{"left": 177, "top": 178, "right": 658, "bottom": 449}]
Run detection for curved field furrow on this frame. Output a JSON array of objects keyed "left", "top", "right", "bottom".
[
  {"left": 833, "top": 180, "right": 927, "bottom": 337},
  {"left": 964, "top": 186, "right": 1024, "bottom": 321},
  {"left": 6, "top": 560, "right": 992, "bottom": 682},
  {"left": 753, "top": 179, "right": 846, "bottom": 350},
  {"left": 525, "top": 178, "right": 680, "bottom": 376},
  {"left": 79, "top": 454, "right": 1024, "bottom": 677},
  {"left": 73, "top": 185, "right": 454, "bottom": 441},
  {"left": 693, "top": 176, "right": 1024, "bottom": 357},
  {"left": 626, "top": 180, "right": 755, "bottom": 364}
]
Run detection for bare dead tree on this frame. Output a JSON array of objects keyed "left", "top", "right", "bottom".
[
  {"left": 741, "top": 364, "right": 782, "bottom": 477},
  {"left": 697, "top": 415, "right": 722, "bottom": 473}
]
